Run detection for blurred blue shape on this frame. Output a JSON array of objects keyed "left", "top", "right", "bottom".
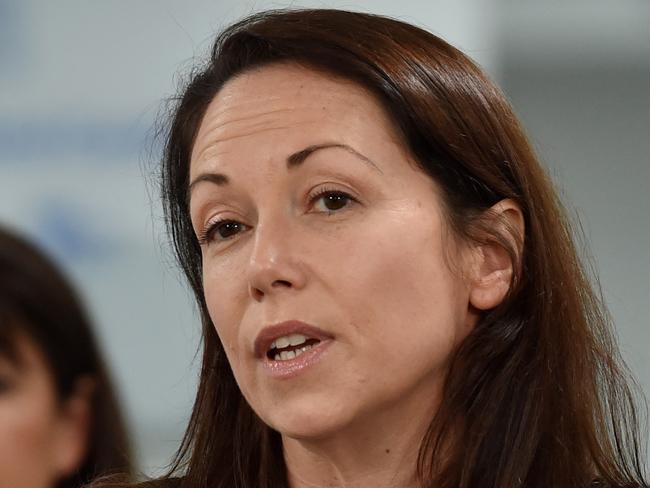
[
  {"left": 32, "top": 197, "right": 117, "bottom": 264},
  {"left": 0, "top": 119, "right": 150, "bottom": 163}
]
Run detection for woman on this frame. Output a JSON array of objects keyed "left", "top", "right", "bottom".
[
  {"left": 97, "top": 8, "right": 647, "bottom": 488},
  {"left": 0, "top": 225, "right": 133, "bottom": 488}
]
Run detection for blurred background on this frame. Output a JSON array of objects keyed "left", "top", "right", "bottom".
[{"left": 1, "top": 0, "right": 648, "bottom": 475}]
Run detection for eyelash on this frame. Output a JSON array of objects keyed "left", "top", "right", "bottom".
[{"left": 197, "top": 187, "right": 359, "bottom": 246}]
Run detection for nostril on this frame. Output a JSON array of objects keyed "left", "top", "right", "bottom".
[
  {"left": 251, "top": 287, "right": 265, "bottom": 301},
  {"left": 271, "top": 279, "right": 292, "bottom": 288},
  {"left": 249, "top": 279, "right": 293, "bottom": 301}
]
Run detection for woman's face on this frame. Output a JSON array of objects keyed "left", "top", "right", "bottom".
[
  {"left": 0, "top": 332, "right": 86, "bottom": 488},
  {"left": 189, "top": 64, "right": 476, "bottom": 439}
]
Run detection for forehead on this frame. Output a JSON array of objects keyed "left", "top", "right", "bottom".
[{"left": 190, "top": 63, "right": 403, "bottom": 176}]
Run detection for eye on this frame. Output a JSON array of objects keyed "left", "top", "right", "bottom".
[
  {"left": 309, "top": 188, "right": 358, "bottom": 214},
  {"left": 0, "top": 373, "right": 15, "bottom": 395},
  {"left": 198, "top": 219, "right": 249, "bottom": 246},
  {"left": 197, "top": 188, "right": 357, "bottom": 245}
]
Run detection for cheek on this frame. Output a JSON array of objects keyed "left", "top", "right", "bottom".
[
  {"left": 0, "top": 396, "right": 59, "bottom": 487},
  {"left": 202, "top": 258, "right": 249, "bottom": 361},
  {"left": 330, "top": 211, "right": 467, "bottom": 367},
  {"left": 202, "top": 258, "right": 267, "bottom": 405}
]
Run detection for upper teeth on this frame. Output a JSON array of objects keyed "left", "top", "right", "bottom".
[{"left": 270, "top": 333, "right": 309, "bottom": 350}]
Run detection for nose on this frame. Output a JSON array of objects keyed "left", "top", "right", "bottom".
[{"left": 247, "top": 220, "right": 307, "bottom": 302}]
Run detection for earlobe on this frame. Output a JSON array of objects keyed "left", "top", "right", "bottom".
[{"left": 468, "top": 199, "right": 524, "bottom": 311}]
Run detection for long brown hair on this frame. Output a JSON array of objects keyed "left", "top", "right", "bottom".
[
  {"left": 97, "top": 8, "right": 647, "bottom": 488},
  {"left": 0, "top": 225, "right": 133, "bottom": 487}
]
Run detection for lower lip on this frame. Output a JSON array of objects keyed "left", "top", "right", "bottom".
[{"left": 260, "top": 340, "right": 332, "bottom": 379}]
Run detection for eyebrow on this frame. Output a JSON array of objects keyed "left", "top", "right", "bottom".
[{"left": 187, "top": 142, "right": 382, "bottom": 197}]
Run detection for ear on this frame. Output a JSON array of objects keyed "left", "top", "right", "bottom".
[
  {"left": 468, "top": 199, "right": 524, "bottom": 311},
  {"left": 52, "top": 376, "right": 95, "bottom": 478}
]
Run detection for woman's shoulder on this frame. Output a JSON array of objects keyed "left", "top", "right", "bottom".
[{"left": 87, "top": 476, "right": 183, "bottom": 488}]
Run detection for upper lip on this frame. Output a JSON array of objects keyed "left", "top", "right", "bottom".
[{"left": 254, "top": 320, "right": 333, "bottom": 358}]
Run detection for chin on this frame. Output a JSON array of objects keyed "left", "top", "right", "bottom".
[{"left": 260, "top": 393, "right": 355, "bottom": 441}]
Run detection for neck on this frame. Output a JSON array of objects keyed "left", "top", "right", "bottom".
[{"left": 282, "top": 384, "right": 440, "bottom": 488}]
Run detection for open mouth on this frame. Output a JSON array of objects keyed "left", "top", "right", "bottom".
[{"left": 266, "top": 333, "right": 322, "bottom": 361}]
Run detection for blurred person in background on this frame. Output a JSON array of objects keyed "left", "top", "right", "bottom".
[{"left": 0, "top": 225, "right": 133, "bottom": 488}]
